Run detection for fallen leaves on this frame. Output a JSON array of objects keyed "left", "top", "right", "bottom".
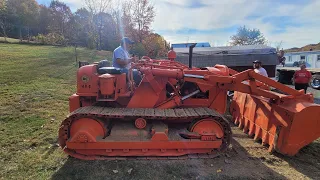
[
  {"left": 112, "top": 170, "right": 118, "bottom": 174},
  {"left": 128, "top": 168, "right": 133, "bottom": 174}
]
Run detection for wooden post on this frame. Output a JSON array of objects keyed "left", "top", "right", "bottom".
[{"left": 74, "top": 44, "right": 78, "bottom": 63}]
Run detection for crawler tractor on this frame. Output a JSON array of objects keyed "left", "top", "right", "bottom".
[{"left": 59, "top": 46, "right": 320, "bottom": 160}]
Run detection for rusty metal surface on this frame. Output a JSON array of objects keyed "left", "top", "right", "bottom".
[{"left": 70, "top": 107, "right": 221, "bottom": 119}]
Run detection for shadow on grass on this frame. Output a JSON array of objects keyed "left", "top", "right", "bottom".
[{"left": 51, "top": 138, "right": 286, "bottom": 180}]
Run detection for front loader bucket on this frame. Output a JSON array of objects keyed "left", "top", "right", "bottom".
[{"left": 230, "top": 91, "right": 320, "bottom": 156}]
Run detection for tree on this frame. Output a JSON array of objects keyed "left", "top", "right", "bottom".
[
  {"left": 143, "top": 33, "right": 169, "bottom": 58},
  {"left": 133, "top": 0, "right": 155, "bottom": 43},
  {"left": 117, "top": 0, "right": 166, "bottom": 57},
  {"left": 38, "top": 5, "right": 51, "bottom": 35},
  {"left": 94, "top": 12, "right": 118, "bottom": 50},
  {"left": 130, "top": 42, "right": 146, "bottom": 58},
  {"left": 275, "top": 41, "right": 283, "bottom": 52},
  {"left": 0, "top": 0, "right": 167, "bottom": 52},
  {"left": 0, "top": 0, "right": 8, "bottom": 41},
  {"left": 230, "top": 26, "right": 266, "bottom": 46},
  {"left": 49, "top": 1, "right": 72, "bottom": 38},
  {"left": 85, "top": 0, "right": 112, "bottom": 50},
  {"left": 122, "top": 0, "right": 155, "bottom": 43},
  {"left": 70, "top": 8, "right": 91, "bottom": 47},
  {"left": 7, "top": 0, "right": 39, "bottom": 41},
  {"left": 120, "top": 1, "right": 135, "bottom": 39}
]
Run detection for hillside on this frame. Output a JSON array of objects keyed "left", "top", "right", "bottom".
[{"left": 285, "top": 42, "right": 320, "bottom": 52}]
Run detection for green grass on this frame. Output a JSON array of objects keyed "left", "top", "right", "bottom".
[{"left": 0, "top": 43, "right": 112, "bottom": 179}]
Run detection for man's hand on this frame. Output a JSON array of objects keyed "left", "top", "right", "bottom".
[{"left": 130, "top": 55, "right": 139, "bottom": 63}]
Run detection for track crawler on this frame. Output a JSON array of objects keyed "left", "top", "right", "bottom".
[{"left": 59, "top": 48, "right": 320, "bottom": 160}]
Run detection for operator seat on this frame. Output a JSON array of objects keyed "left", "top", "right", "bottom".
[
  {"left": 96, "top": 59, "right": 142, "bottom": 85},
  {"left": 96, "top": 60, "right": 122, "bottom": 74},
  {"left": 98, "top": 67, "right": 122, "bottom": 75}
]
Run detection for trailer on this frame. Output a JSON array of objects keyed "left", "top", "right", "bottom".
[
  {"left": 276, "top": 50, "right": 320, "bottom": 89},
  {"left": 174, "top": 45, "right": 278, "bottom": 77}
]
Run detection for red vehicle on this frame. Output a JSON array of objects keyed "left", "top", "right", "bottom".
[{"left": 59, "top": 47, "right": 320, "bottom": 160}]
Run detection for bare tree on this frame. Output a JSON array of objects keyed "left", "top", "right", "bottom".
[
  {"left": 49, "top": 1, "right": 72, "bottom": 37},
  {"left": 85, "top": 0, "right": 111, "bottom": 15},
  {"left": 275, "top": 41, "right": 283, "bottom": 52},
  {"left": 119, "top": 0, "right": 155, "bottom": 43},
  {"left": 85, "top": 0, "right": 112, "bottom": 50},
  {"left": 131, "top": 0, "right": 155, "bottom": 43}
]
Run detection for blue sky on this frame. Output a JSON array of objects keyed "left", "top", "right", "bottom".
[{"left": 36, "top": 0, "right": 320, "bottom": 49}]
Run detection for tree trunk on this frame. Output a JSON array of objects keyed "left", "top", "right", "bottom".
[
  {"left": 19, "top": 26, "right": 22, "bottom": 42},
  {"left": 0, "top": 22, "right": 7, "bottom": 42},
  {"left": 99, "top": 17, "right": 102, "bottom": 50},
  {"left": 61, "top": 21, "right": 64, "bottom": 37},
  {"left": 138, "top": 24, "right": 142, "bottom": 43},
  {"left": 27, "top": 26, "right": 30, "bottom": 43}
]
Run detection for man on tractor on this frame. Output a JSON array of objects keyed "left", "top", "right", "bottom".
[
  {"left": 112, "top": 37, "right": 137, "bottom": 72},
  {"left": 112, "top": 37, "right": 141, "bottom": 85}
]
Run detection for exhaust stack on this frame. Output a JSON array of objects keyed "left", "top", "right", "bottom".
[{"left": 188, "top": 43, "right": 197, "bottom": 69}]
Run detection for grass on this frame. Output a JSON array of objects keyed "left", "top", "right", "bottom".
[{"left": 0, "top": 43, "right": 112, "bottom": 179}]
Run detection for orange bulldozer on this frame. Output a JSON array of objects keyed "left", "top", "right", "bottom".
[{"left": 59, "top": 45, "right": 320, "bottom": 160}]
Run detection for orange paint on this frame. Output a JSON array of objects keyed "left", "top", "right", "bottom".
[{"left": 61, "top": 55, "right": 320, "bottom": 160}]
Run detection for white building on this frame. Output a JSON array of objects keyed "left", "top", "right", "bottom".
[{"left": 284, "top": 50, "right": 320, "bottom": 68}]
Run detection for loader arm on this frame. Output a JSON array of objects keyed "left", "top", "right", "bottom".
[
  {"left": 131, "top": 62, "right": 306, "bottom": 101},
  {"left": 149, "top": 67, "right": 309, "bottom": 110},
  {"left": 211, "top": 69, "right": 305, "bottom": 100}
]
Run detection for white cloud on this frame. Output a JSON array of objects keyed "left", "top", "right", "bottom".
[
  {"left": 62, "top": 0, "right": 86, "bottom": 11},
  {"left": 151, "top": 0, "right": 320, "bottom": 49}
]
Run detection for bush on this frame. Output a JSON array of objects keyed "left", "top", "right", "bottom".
[
  {"left": 35, "top": 33, "right": 67, "bottom": 45},
  {"left": 130, "top": 43, "right": 146, "bottom": 58}
]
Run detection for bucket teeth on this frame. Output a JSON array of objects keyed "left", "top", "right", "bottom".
[
  {"left": 261, "top": 132, "right": 268, "bottom": 146},
  {"left": 233, "top": 112, "right": 239, "bottom": 125},
  {"left": 238, "top": 117, "right": 244, "bottom": 129},
  {"left": 268, "top": 144, "right": 274, "bottom": 152},
  {"left": 243, "top": 119, "right": 249, "bottom": 133},
  {"left": 231, "top": 91, "right": 320, "bottom": 156},
  {"left": 254, "top": 127, "right": 262, "bottom": 142},
  {"left": 248, "top": 123, "right": 255, "bottom": 137}
]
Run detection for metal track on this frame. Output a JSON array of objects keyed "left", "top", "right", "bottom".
[{"left": 59, "top": 106, "right": 232, "bottom": 160}]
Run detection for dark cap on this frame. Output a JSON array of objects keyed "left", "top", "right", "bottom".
[
  {"left": 121, "top": 37, "right": 134, "bottom": 45},
  {"left": 253, "top": 60, "right": 261, "bottom": 63}
]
